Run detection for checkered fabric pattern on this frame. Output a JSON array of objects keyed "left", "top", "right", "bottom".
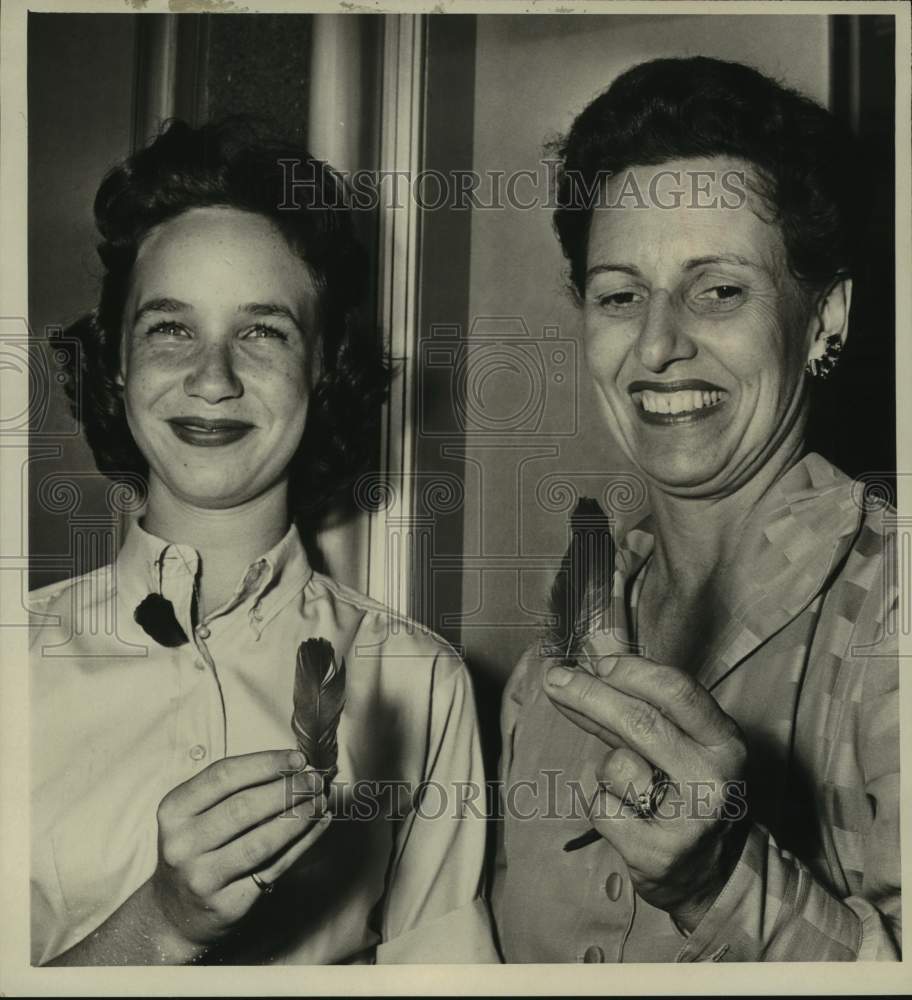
[{"left": 492, "top": 453, "right": 900, "bottom": 962}]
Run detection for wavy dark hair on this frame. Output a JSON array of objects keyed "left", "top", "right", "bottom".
[
  {"left": 551, "top": 56, "right": 863, "bottom": 298},
  {"left": 64, "top": 117, "right": 388, "bottom": 518}
]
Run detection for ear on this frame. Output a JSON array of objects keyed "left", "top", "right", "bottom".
[{"left": 805, "top": 276, "right": 852, "bottom": 366}]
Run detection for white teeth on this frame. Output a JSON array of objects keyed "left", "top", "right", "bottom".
[{"left": 637, "top": 389, "right": 725, "bottom": 414}]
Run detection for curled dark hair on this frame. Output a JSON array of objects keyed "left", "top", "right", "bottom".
[
  {"left": 551, "top": 56, "right": 863, "bottom": 297},
  {"left": 64, "top": 117, "right": 388, "bottom": 518}
]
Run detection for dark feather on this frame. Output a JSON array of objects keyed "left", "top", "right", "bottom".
[
  {"left": 291, "top": 638, "right": 346, "bottom": 774},
  {"left": 545, "top": 497, "right": 615, "bottom": 662}
]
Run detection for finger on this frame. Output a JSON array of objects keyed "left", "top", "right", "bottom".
[
  {"left": 545, "top": 665, "right": 693, "bottom": 774},
  {"left": 588, "top": 786, "right": 680, "bottom": 879},
  {"left": 207, "top": 793, "right": 328, "bottom": 889},
  {"left": 589, "top": 784, "right": 641, "bottom": 827},
  {"left": 596, "top": 747, "right": 659, "bottom": 803},
  {"left": 170, "top": 749, "right": 308, "bottom": 816},
  {"left": 254, "top": 811, "right": 333, "bottom": 886},
  {"left": 576, "top": 647, "right": 625, "bottom": 678},
  {"left": 603, "top": 658, "right": 740, "bottom": 748},
  {"left": 193, "top": 769, "right": 323, "bottom": 851},
  {"left": 551, "top": 698, "right": 628, "bottom": 750}
]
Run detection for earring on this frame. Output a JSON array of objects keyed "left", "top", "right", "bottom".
[{"left": 805, "top": 333, "right": 843, "bottom": 380}]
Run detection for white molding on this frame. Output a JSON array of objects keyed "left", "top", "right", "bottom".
[
  {"left": 307, "top": 15, "right": 366, "bottom": 172},
  {"left": 131, "top": 15, "right": 180, "bottom": 151},
  {"left": 366, "top": 14, "right": 427, "bottom": 617}
]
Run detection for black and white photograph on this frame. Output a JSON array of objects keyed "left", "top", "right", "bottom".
[{"left": 0, "top": 0, "right": 909, "bottom": 993}]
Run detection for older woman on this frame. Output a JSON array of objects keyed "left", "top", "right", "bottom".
[
  {"left": 493, "top": 57, "right": 899, "bottom": 962},
  {"left": 30, "top": 119, "right": 496, "bottom": 965}
]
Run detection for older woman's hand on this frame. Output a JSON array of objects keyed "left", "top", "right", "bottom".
[{"left": 544, "top": 654, "right": 749, "bottom": 931}]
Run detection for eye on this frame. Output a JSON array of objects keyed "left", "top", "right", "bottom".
[
  {"left": 146, "top": 320, "right": 190, "bottom": 338},
  {"left": 241, "top": 323, "right": 289, "bottom": 342},
  {"left": 706, "top": 285, "right": 742, "bottom": 300},
  {"left": 693, "top": 284, "right": 745, "bottom": 311},
  {"left": 592, "top": 290, "right": 646, "bottom": 315}
]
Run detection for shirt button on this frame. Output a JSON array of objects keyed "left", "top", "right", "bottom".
[
  {"left": 605, "top": 872, "right": 624, "bottom": 901},
  {"left": 189, "top": 744, "right": 207, "bottom": 761},
  {"left": 583, "top": 945, "right": 604, "bottom": 963},
  {"left": 196, "top": 624, "right": 211, "bottom": 640},
  {"left": 194, "top": 659, "right": 206, "bottom": 671},
  {"left": 251, "top": 607, "right": 264, "bottom": 622}
]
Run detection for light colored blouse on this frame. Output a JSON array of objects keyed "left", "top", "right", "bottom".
[{"left": 31, "top": 520, "right": 498, "bottom": 965}]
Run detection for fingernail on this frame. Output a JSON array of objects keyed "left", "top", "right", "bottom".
[
  {"left": 595, "top": 656, "right": 619, "bottom": 679},
  {"left": 287, "top": 750, "right": 306, "bottom": 770},
  {"left": 546, "top": 666, "right": 573, "bottom": 688}
]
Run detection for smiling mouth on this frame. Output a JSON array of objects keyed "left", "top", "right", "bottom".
[
  {"left": 627, "top": 381, "right": 729, "bottom": 424},
  {"left": 167, "top": 417, "right": 254, "bottom": 447}
]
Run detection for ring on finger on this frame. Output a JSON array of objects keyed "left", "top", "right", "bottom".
[
  {"left": 628, "top": 766, "right": 670, "bottom": 819},
  {"left": 250, "top": 871, "right": 274, "bottom": 894}
]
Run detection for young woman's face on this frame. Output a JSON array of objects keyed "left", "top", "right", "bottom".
[{"left": 120, "top": 206, "right": 320, "bottom": 510}]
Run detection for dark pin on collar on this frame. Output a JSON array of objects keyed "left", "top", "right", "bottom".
[{"left": 134, "top": 593, "right": 189, "bottom": 647}]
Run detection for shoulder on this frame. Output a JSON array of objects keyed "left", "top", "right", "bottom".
[
  {"left": 814, "top": 497, "right": 899, "bottom": 721},
  {"left": 27, "top": 566, "right": 116, "bottom": 647},
  {"left": 834, "top": 500, "right": 897, "bottom": 646},
  {"left": 307, "top": 570, "right": 465, "bottom": 673}
]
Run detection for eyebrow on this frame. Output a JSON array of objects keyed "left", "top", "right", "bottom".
[
  {"left": 237, "top": 302, "right": 302, "bottom": 327},
  {"left": 133, "top": 298, "right": 303, "bottom": 327},
  {"left": 683, "top": 254, "right": 763, "bottom": 271},
  {"left": 585, "top": 254, "right": 764, "bottom": 282},
  {"left": 133, "top": 297, "right": 191, "bottom": 322}
]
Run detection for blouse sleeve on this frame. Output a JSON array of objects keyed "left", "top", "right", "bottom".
[
  {"left": 490, "top": 648, "right": 538, "bottom": 946},
  {"left": 374, "top": 651, "right": 500, "bottom": 963},
  {"left": 676, "top": 576, "right": 901, "bottom": 962}
]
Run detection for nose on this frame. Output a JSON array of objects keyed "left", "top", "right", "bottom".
[
  {"left": 183, "top": 342, "right": 243, "bottom": 404},
  {"left": 634, "top": 291, "right": 696, "bottom": 372}
]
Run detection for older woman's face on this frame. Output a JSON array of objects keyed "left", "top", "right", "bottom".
[
  {"left": 120, "top": 206, "right": 319, "bottom": 510},
  {"left": 583, "top": 157, "right": 813, "bottom": 497}
]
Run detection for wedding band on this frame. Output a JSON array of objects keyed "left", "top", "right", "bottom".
[
  {"left": 250, "top": 871, "right": 274, "bottom": 894},
  {"left": 629, "top": 766, "right": 670, "bottom": 819}
]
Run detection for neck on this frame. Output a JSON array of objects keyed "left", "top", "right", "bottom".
[
  {"left": 644, "top": 435, "right": 807, "bottom": 599},
  {"left": 142, "top": 480, "right": 291, "bottom": 617}
]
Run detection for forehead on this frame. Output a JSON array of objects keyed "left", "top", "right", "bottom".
[
  {"left": 587, "top": 157, "right": 786, "bottom": 274},
  {"left": 129, "top": 206, "right": 317, "bottom": 306}
]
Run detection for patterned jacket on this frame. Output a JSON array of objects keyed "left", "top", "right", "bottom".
[{"left": 493, "top": 453, "right": 900, "bottom": 962}]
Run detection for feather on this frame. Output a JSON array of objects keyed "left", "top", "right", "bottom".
[
  {"left": 291, "top": 638, "right": 346, "bottom": 775},
  {"left": 545, "top": 497, "right": 615, "bottom": 664}
]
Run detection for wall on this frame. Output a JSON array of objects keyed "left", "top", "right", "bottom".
[
  {"left": 28, "top": 14, "right": 138, "bottom": 590},
  {"left": 458, "top": 13, "right": 832, "bottom": 686}
]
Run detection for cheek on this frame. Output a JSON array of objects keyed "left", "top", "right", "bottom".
[
  {"left": 260, "top": 361, "right": 313, "bottom": 427},
  {"left": 583, "top": 326, "right": 626, "bottom": 382}
]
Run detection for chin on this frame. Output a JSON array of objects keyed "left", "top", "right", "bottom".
[
  {"left": 636, "top": 453, "right": 730, "bottom": 494},
  {"left": 162, "top": 476, "right": 261, "bottom": 510}
]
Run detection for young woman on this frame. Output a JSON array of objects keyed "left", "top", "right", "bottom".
[{"left": 30, "top": 119, "right": 496, "bottom": 966}]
